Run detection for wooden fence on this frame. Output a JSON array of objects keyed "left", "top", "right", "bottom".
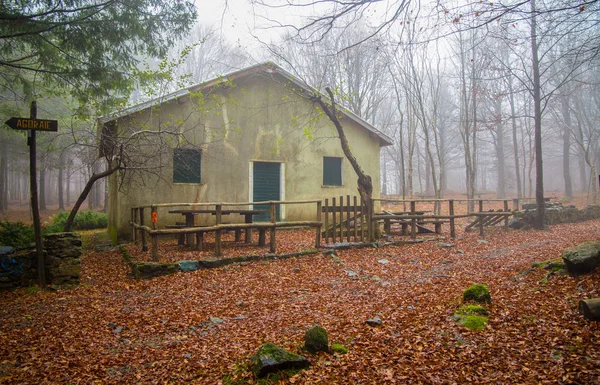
[
  {"left": 131, "top": 200, "right": 322, "bottom": 260},
  {"left": 130, "top": 197, "right": 519, "bottom": 261}
]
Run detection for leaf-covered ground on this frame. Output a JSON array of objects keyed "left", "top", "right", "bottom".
[{"left": 1, "top": 220, "right": 599, "bottom": 384}]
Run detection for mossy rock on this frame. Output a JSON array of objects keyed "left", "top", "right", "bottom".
[
  {"left": 331, "top": 343, "right": 348, "bottom": 354},
  {"left": 532, "top": 258, "right": 566, "bottom": 272},
  {"left": 304, "top": 324, "right": 329, "bottom": 353},
  {"left": 561, "top": 241, "right": 600, "bottom": 275},
  {"left": 457, "top": 304, "right": 489, "bottom": 316},
  {"left": 250, "top": 343, "right": 309, "bottom": 378},
  {"left": 463, "top": 284, "right": 491, "bottom": 303},
  {"left": 457, "top": 315, "right": 488, "bottom": 330}
]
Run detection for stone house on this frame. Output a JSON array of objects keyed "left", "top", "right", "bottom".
[{"left": 99, "top": 62, "right": 392, "bottom": 240}]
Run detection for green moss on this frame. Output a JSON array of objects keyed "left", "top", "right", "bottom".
[
  {"left": 304, "top": 325, "right": 329, "bottom": 353},
  {"left": 24, "top": 285, "right": 40, "bottom": 295},
  {"left": 463, "top": 284, "right": 491, "bottom": 303},
  {"left": 457, "top": 305, "right": 489, "bottom": 316},
  {"left": 539, "top": 278, "right": 548, "bottom": 284},
  {"left": 457, "top": 315, "right": 488, "bottom": 330},
  {"left": 331, "top": 344, "right": 348, "bottom": 354}
]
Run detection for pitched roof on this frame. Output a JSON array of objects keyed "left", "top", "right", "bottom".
[{"left": 99, "top": 62, "right": 393, "bottom": 147}]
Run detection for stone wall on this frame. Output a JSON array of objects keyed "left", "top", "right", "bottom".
[
  {"left": 514, "top": 204, "right": 600, "bottom": 227},
  {"left": 0, "top": 232, "right": 82, "bottom": 289}
]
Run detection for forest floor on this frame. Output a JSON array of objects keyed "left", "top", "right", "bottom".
[{"left": 1, "top": 217, "right": 599, "bottom": 384}]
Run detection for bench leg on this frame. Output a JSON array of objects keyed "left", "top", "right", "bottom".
[
  {"left": 235, "top": 229, "right": 242, "bottom": 242},
  {"left": 384, "top": 219, "right": 391, "bottom": 234},
  {"left": 195, "top": 232, "right": 204, "bottom": 251},
  {"left": 178, "top": 234, "right": 185, "bottom": 246},
  {"left": 258, "top": 229, "right": 266, "bottom": 246},
  {"left": 401, "top": 223, "right": 408, "bottom": 236},
  {"left": 245, "top": 228, "right": 253, "bottom": 243},
  {"left": 215, "top": 230, "right": 222, "bottom": 256},
  {"left": 435, "top": 223, "right": 442, "bottom": 234}
]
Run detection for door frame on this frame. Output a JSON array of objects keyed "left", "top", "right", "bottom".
[{"left": 249, "top": 161, "right": 285, "bottom": 220}]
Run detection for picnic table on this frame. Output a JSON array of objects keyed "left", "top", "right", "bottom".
[
  {"left": 168, "top": 208, "right": 269, "bottom": 247},
  {"left": 380, "top": 210, "right": 437, "bottom": 235}
]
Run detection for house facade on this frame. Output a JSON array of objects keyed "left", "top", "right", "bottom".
[{"left": 100, "top": 63, "right": 392, "bottom": 240}]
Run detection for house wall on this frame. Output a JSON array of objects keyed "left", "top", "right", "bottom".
[{"left": 107, "top": 73, "right": 382, "bottom": 240}]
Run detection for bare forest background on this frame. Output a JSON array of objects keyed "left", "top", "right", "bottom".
[{"left": 1, "top": 0, "right": 599, "bottom": 224}]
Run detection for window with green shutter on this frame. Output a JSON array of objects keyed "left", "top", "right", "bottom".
[
  {"left": 173, "top": 148, "right": 201, "bottom": 183},
  {"left": 323, "top": 156, "right": 343, "bottom": 186}
]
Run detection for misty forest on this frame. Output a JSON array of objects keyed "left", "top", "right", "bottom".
[{"left": 1, "top": 1, "right": 600, "bottom": 384}]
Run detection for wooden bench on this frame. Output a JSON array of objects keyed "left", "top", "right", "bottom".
[
  {"left": 418, "top": 219, "right": 450, "bottom": 234},
  {"left": 165, "top": 222, "right": 186, "bottom": 245}
]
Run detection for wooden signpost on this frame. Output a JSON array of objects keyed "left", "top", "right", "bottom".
[{"left": 4, "top": 102, "right": 58, "bottom": 287}]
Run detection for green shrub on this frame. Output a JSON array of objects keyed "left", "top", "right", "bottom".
[
  {"left": 0, "top": 221, "right": 35, "bottom": 249},
  {"left": 45, "top": 210, "right": 108, "bottom": 233}
]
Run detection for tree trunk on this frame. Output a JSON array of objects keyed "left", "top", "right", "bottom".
[
  {"left": 58, "top": 150, "right": 65, "bottom": 210},
  {"left": 494, "top": 97, "right": 506, "bottom": 199},
  {"left": 508, "top": 78, "right": 523, "bottom": 199},
  {"left": 559, "top": 95, "right": 574, "bottom": 198},
  {"left": 530, "top": 0, "right": 545, "bottom": 229},
  {"left": 0, "top": 140, "right": 7, "bottom": 212},
  {"left": 312, "top": 88, "right": 375, "bottom": 240},
  {"left": 63, "top": 165, "right": 120, "bottom": 232},
  {"left": 579, "top": 298, "right": 600, "bottom": 321},
  {"left": 39, "top": 166, "right": 46, "bottom": 211},
  {"left": 66, "top": 160, "right": 71, "bottom": 207}
]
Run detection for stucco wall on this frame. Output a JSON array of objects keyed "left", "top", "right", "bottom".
[{"left": 107, "top": 72, "right": 382, "bottom": 240}]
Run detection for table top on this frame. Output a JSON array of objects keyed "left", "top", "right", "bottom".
[{"left": 168, "top": 209, "right": 268, "bottom": 215}]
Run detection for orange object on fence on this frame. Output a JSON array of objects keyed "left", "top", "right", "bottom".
[{"left": 151, "top": 211, "right": 158, "bottom": 223}]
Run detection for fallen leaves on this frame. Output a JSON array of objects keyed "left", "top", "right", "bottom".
[{"left": 0, "top": 219, "right": 599, "bottom": 384}]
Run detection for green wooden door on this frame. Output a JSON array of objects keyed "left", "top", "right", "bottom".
[{"left": 253, "top": 162, "right": 281, "bottom": 222}]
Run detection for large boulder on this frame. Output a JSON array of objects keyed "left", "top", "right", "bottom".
[
  {"left": 562, "top": 241, "right": 600, "bottom": 275},
  {"left": 250, "top": 343, "right": 309, "bottom": 378}
]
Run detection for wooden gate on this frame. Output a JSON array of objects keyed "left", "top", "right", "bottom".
[{"left": 322, "top": 195, "right": 371, "bottom": 244}]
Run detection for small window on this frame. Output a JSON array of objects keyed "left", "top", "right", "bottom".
[
  {"left": 323, "top": 157, "right": 342, "bottom": 186},
  {"left": 173, "top": 148, "right": 201, "bottom": 183}
]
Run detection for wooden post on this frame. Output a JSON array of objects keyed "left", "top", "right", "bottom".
[
  {"left": 269, "top": 202, "right": 276, "bottom": 253},
  {"left": 151, "top": 206, "right": 157, "bottom": 230},
  {"left": 368, "top": 198, "right": 375, "bottom": 242},
  {"left": 449, "top": 199, "right": 456, "bottom": 239},
  {"left": 479, "top": 199, "right": 485, "bottom": 238},
  {"left": 196, "top": 231, "right": 203, "bottom": 251},
  {"left": 215, "top": 204, "right": 222, "bottom": 256},
  {"left": 360, "top": 197, "right": 365, "bottom": 241},
  {"left": 410, "top": 201, "right": 416, "bottom": 239},
  {"left": 339, "top": 196, "right": 344, "bottom": 241},
  {"left": 579, "top": 298, "right": 600, "bottom": 321},
  {"left": 316, "top": 201, "right": 322, "bottom": 248},
  {"left": 151, "top": 234, "right": 158, "bottom": 261},
  {"left": 504, "top": 200, "right": 510, "bottom": 231},
  {"left": 185, "top": 212, "right": 195, "bottom": 247},
  {"left": 346, "top": 195, "right": 351, "bottom": 242},
  {"left": 353, "top": 196, "right": 358, "bottom": 240},
  {"left": 140, "top": 207, "right": 148, "bottom": 251},
  {"left": 332, "top": 197, "right": 337, "bottom": 243},
  {"left": 324, "top": 198, "right": 329, "bottom": 244},
  {"left": 131, "top": 208, "right": 136, "bottom": 243},
  {"left": 512, "top": 198, "right": 519, "bottom": 211}
]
